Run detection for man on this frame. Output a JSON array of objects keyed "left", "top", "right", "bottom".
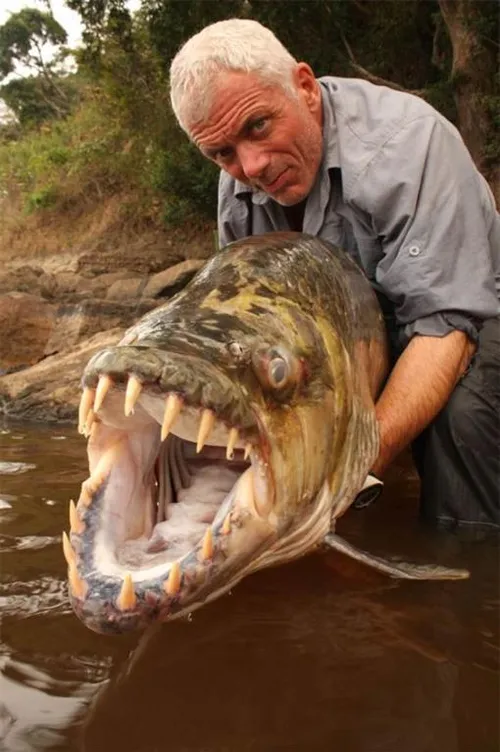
[{"left": 169, "top": 18, "right": 500, "bottom": 530}]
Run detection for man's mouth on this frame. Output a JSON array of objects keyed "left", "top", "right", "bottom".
[{"left": 261, "top": 168, "right": 290, "bottom": 193}]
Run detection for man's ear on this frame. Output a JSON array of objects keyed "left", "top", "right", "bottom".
[{"left": 293, "top": 62, "right": 321, "bottom": 114}]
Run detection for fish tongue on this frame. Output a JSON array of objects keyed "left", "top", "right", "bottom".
[{"left": 146, "top": 533, "right": 169, "bottom": 554}]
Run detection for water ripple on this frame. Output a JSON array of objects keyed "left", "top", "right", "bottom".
[
  {"left": 0, "top": 462, "right": 37, "bottom": 475},
  {"left": 0, "top": 576, "right": 70, "bottom": 619},
  {"left": 0, "top": 534, "right": 61, "bottom": 552}
]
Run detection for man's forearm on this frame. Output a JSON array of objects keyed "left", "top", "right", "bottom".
[{"left": 372, "top": 331, "right": 475, "bottom": 476}]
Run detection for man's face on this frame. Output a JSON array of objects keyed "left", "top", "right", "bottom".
[{"left": 189, "top": 63, "right": 323, "bottom": 206}]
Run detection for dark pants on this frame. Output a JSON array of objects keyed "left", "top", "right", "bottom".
[
  {"left": 412, "top": 317, "right": 500, "bottom": 532},
  {"left": 378, "top": 293, "right": 500, "bottom": 531}
]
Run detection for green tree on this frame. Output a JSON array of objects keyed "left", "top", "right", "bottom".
[
  {"left": 0, "top": 7, "right": 73, "bottom": 125},
  {"left": 66, "top": 0, "right": 135, "bottom": 70},
  {"left": 0, "top": 8, "right": 67, "bottom": 78}
]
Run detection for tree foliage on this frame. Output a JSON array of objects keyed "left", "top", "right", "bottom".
[
  {"left": 0, "top": 8, "right": 67, "bottom": 79},
  {"left": 2, "top": 0, "right": 497, "bottom": 218},
  {"left": 0, "top": 8, "right": 75, "bottom": 126},
  {"left": 66, "top": 0, "right": 135, "bottom": 70}
]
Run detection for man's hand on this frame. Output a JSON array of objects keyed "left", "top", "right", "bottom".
[{"left": 372, "top": 330, "right": 475, "bottom": 477}]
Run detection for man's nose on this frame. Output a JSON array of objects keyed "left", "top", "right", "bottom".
[{"left": 237, "top": 143, "right": 270, "bottom": 180}]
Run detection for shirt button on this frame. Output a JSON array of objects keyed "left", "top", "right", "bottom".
[{"left": 408, "top": 245, "right": 421, "bottom": 257}]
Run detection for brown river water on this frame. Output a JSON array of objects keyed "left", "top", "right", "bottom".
[{"left": 0, "top": 421, "right": 498, "bottom": 752}]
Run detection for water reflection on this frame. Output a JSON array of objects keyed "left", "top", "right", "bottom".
[{"left": 0, "top": 423, "right": 498, "bottom": 752}]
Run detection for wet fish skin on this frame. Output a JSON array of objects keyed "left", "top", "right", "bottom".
[{"left": 65, "top": 232, "right": 468, "bottom": 635}]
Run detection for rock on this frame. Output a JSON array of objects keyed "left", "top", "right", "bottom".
[
  {"left": 44, "top": 298, "right": 159, "bottom": 355},
  {"left": 142, "top": 259, "right": 205, "bottom": 299},
  {"left": 55, "top": 271, "right": 146, "bottom": 300},
  {"left": 106, "top": 277, "right": 146, "bottom": 300},
  {"left": 54, "top": 271, "right": 91, "bottom": 297},
  {"left": 76, "top": 243, "right": 186, "bottom": 277},
  {"left": 0, "top": 293, "right": 57, "bottom": 372},
  {"left": 0, "top": 226, "right": 215, "bottom": 422},
  {"left": 0, "top": 328, "right": 126, "bottom": 423},
  {"left": 0, "top": 265, "right": 58, "bottom": 299},
  {"left": 0, "top": 288, "right": 159, "bottom": 377}
]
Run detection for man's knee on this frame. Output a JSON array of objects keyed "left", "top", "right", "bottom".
[
  {"left": 418, "top": 381, "right": 500, "bottom": 530},
  {"left": 437, "top": 383, "right": 491, "bottom": 448}
]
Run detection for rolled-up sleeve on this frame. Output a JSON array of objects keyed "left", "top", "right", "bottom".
[{"left": 356, "top": 115, "right": 498, "bottom": 345}]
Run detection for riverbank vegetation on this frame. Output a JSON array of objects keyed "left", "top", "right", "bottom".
[{"left": 0, "top": 0, "right": 498, "bottom": 262}]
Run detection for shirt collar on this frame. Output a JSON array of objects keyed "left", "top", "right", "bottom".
[
  {"left": 232, "top": 80, "right": 339, "bottom": 204},
  {"left": 319, "top": 79, "right": 340, "bottom": 170}
]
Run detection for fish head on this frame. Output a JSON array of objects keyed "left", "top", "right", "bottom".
[{"left": 65, "top": 233, "right": 386, "bottom": 633}]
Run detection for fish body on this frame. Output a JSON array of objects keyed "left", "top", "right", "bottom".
[{"left": 65, "top": 232, "right": 468, "bottom": 635}]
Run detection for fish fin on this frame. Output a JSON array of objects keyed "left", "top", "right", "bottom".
[{"left": 323, "top": 532, "right": 470, "bottom": 581}]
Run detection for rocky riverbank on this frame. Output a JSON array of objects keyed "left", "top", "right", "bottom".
[{"left": 0, "top": 228, "right": 214, "bottom": 423}]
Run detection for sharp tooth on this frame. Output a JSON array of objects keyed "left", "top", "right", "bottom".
[
  {"left": 69, "top": 499, "right": 84, "bottom": 534},
  {"left": 116, "top": 573, "right": 137, "bottom": 610},
  {"left": 161, "top": 393, "right": 183, "bottom": 441},
  {"left": 78, "top": 387, "right": 94, "bottom": 434},
  {"left": 244, "top": 443, "right": 252, "bottom": 460},
  {"left": 237, "top": 468, "right": 255, "bottom": 510},
  {"left": 84, "top": 475, "right": 101, "bottom": 498},
  {"left": 239, "top": 467, "right": 270, "bottom": 518},
  {"left": 200, "top": 527, "right": 213, "bottom": 560},
  {"left": 84, "top": 408, "right": 96, "bottom": 438},
  {"left": 81, "top": 443, "right": 121, "bottom": 506},
  {"left": 62, "top": 531, "right": 76, "bottom": 566},
  {"left": 90, "top": 443, "right": 118, "bottom": 485},
  {"left": 79, "top": 480, "right": 93, "bottom": 507},
  {"left": 68, "top": 562, "right": 87, "bottom": 599},
  {"left": 124, "top": 375, "right": 142, "bottom": 416},
  {"left": 222, "top": 513, "right": 231, "bottom": 535},
  {"left": 164, "top": 561, "right": 181, "bottom": 596},
  {"left": 94, "top": 374, "right": 112, "bottom": 412},
  {"left": 226, "top": 427, "right": 239, "bottom": 460},
  {"left": 197, "top": 409, "right": 215, "bottom": 453}
]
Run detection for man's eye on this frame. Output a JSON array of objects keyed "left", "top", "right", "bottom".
[
  {"left": 215, "top": 146, "right": 233, "bottom": 162},
  {"left": 250, "top": 118, "right": 268, "bottom": 134}
]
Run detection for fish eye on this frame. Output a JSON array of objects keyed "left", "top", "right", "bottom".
[
  {"left": 268, "top": 356, "right": 288, "bottom": 388},
  {"left": 252, "top": 345, "right": 299, "bottom": 394}
]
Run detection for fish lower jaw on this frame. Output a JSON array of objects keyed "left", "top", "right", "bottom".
[
  {"left": 64, "top": 437, "right": 276, "bottom": 634},
  {"left": 66, "top": 360, "right": 279, "bottom": 633}
]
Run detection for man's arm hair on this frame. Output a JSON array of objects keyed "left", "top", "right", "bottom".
[{"left": 372, "top": 330, "right": 475, "bottom": 476}]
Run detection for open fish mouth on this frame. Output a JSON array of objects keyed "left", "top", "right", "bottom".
[
  {"left": 64, "top": 232, "right": 470, "bottom": 637},
  {"left": 64, "top": 346, "right": 279, "bottom": 634}
]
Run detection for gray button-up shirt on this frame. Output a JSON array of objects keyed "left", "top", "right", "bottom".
[{"left": 218, "top": 76, "right": 500, "bottom": 346}]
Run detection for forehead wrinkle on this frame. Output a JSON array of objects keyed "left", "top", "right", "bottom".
[{"left": 191, "top": 81, "right": 278, "bottom": 150}]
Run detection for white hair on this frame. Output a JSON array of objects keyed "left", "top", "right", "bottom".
[{"left": 169, "top": 18, "right": 298, "bottom": 134}]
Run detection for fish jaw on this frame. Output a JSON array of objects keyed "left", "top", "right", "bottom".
[
  {"left": 65, "top": 347, "right": 348, "bottom": 635},
  {"left": 65, "top": 346, "right": 285, "bottom": 635}
]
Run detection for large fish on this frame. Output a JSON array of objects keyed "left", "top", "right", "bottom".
[{"left": 64, "top": 232, "right": 468, "bottom": 634}]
